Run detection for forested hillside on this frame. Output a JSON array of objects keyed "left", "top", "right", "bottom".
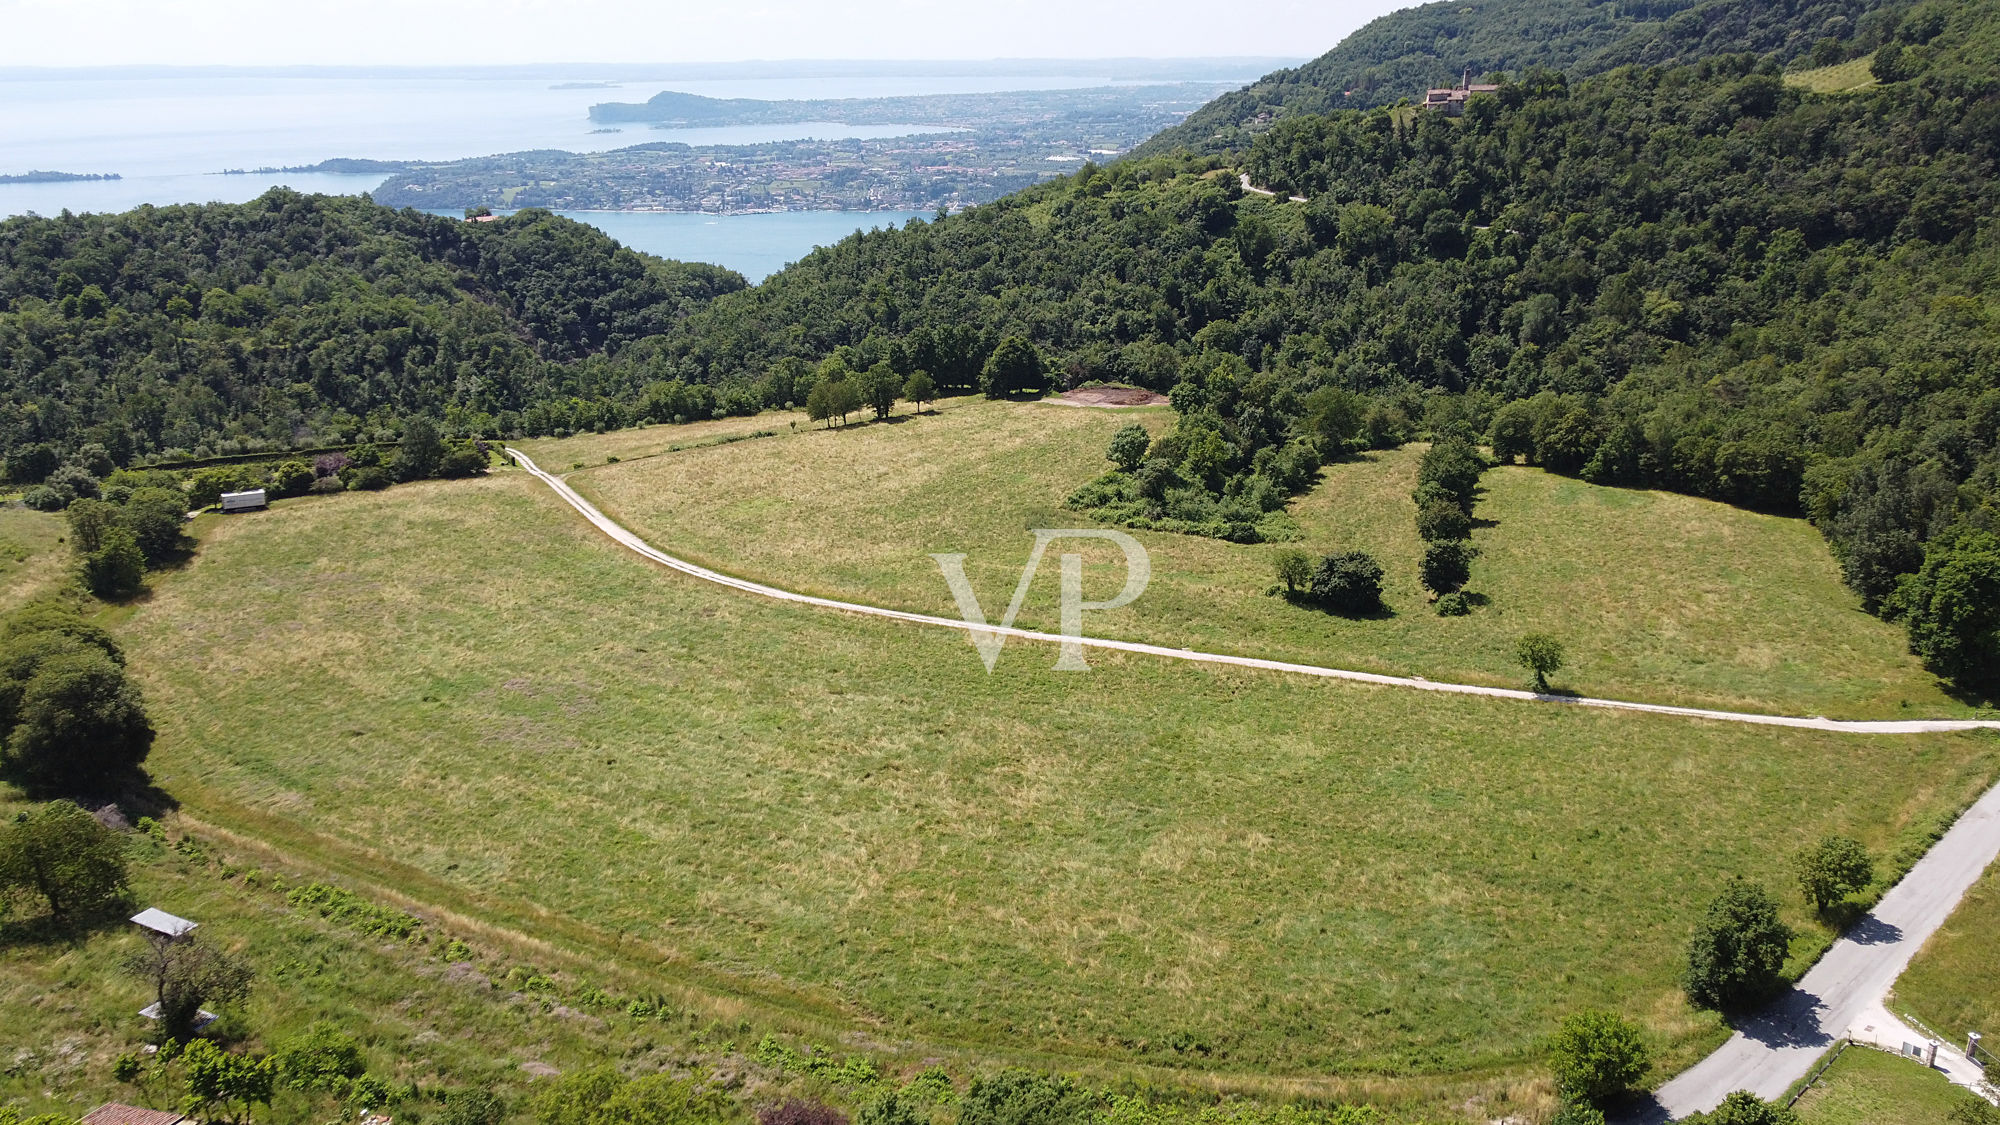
[
  {"left": 0, "top": 195, "right": 742, "bottom": 462},
  {"left": 649, "top": 0, "right": 2000, "bottom": 687},
  {"left": 1133, "top": 0, "right": 1897, "bottom": 157}
]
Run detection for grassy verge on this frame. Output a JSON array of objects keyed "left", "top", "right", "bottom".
[
  {"left": 1893, "top": 854, "right": 2000, "bottom": 1047},
  {"left": 103, "top": 470, "right": 2000, "bottom": 1097},
  {"left": 561, "top": 400, "right": 1966, "bottom": 719},
  {"left": 0, "top": 505, "right": 71, "bottom": 612},
  {"left": 1792, "top": 1044, "right": 1977, "bottom": 1124}
]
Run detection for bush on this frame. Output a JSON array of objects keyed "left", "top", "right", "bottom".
[
  {"left": 21, "top": 485, "right": 68, "bottom": 512},
  {"left": 46, "top": 464, "right": 101, "bottom": 502},
  {"left": 1684, "top": 879, "right": 1793, "bottom": 1011},
  {"left": 1419, "top": 540, "right": 1477, "bottom": 597},
  {"left": 119, "top": 488, "right": 191, "bottom": 565},
  {"left": 0, "top": 800, "right": 130, "bottom": 923},
  {"left": 1435, "top": 591, "right": 1471, "bottom": 616},
  {"left": 957, "top": 1071, "right": 1094, "bottom": 1125},
  {"left": 273, "top": 1023, "right": 366, "bottom": 1092},
  {"left": 1794, "top": 835, "right": 1874, "bottom": 913},
  {"left": 855, "top": 1092, "right": 924, "bottom": 1125},
  {"left": 1307, "top": 550, "right": 1385, "bottom": 614},
  {"left": 435, "top": 1089, "right": 506, "bottom": 1125},
  {"left": 1273, "top": 548, "right": 1311, "bottom": 593},
  {"left": 343, "top": 464, "right": 394, "bottom": 491},
  {"left": 1548, "top": 1009, "right": 1650, "bottom": 1104},
  {"left": 1106, "top": 423, "right": 1151, "bottom": 472},
  {"left": 1416, "top": 435, "right": 1486, "bottom": 511},
  {"left": 1680, "top": 1091, "right": 1797, "bottom": 1125},
  {"left": 1415, "top": 498, "right": 1471, "bottom": 541},
  {"left": 270, "top": 461, "right": 315, "bottom": 498},
  {"left": 82, "top": 527, "right": 146, "bottom": 600}
]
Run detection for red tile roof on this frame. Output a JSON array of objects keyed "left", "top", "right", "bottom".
[{"left": 81, "top": 1104, "right": 188, "bottom": 1125}]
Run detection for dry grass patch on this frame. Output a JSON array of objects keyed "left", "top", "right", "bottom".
[{"left": 0, "top": 505, "right": 70, "bottom": 611}]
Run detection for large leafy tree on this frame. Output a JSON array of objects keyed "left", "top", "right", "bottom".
[
  {"left": 0, "top": 800, "right": 129, "bottom": 924},
  {"left": 1684, "top": 879, "right": 1793, "bottom": 1011}
]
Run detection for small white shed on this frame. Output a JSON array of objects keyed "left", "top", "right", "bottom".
[
  {"left": 130, "top": 907, "right": 197, "bottom": 940},
  {"left": 219, "top": 488, "right": 268, "bottom": 513}
]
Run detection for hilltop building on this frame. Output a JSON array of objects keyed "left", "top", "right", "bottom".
[{"left": 1423, "top": 69, "right": 1501, "bottom": 115}]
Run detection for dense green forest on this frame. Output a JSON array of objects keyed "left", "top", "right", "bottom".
[
  {"left": 1133, "top": 0, "right": 1898, "bottom": 157},
  {"left": 0, "top": 196, "right": 742, "bottom": 463}
]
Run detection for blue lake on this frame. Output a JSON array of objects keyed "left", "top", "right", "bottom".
[
  {"left": 442, "top": 209, "right": 933, "bottom": 282},
  {"left": 0, "top": 67, "right": 1240, "bottom": 277}
]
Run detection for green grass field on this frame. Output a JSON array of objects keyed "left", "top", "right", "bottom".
[
  {"left": 1785, "top": 55, "right": 1880, "bottom": 95},
  {"left": 544, "top": 400, "right": 1968, "bottom": 719},
  {"left": 105, "top": 465, "right": 2000, "bottom": 1101},
  {"left": 0, "top": 505, "right": 70, "bottom": 612},
  {"left": 1894, "top": 854, "right": 2000, "bottom": 1048},
  {"left": 1792, "top": 1044, "right": 1977, "bottom": 1124}
]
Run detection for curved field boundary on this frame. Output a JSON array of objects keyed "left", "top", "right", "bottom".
[{"left": 507, "top": 447, "right": 2000, "bottom": 735}]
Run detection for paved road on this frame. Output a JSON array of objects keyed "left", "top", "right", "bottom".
[
  {"left": 506, "top": 446, "right": 2000, "bottom": 735},
  {"left": 1647, "top": 779, "right": 2000, "bottom": 1118}
]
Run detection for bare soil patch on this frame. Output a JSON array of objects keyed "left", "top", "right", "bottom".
[{"left": 1049, "top": 386, "right": 1168, "bottom": 407}]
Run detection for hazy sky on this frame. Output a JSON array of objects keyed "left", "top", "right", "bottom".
[{"left": 0, "top": 0, "right": 1410, "bottom": 68}]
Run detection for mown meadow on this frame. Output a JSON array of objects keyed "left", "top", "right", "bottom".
[
  {"left": 548, "top": 400, "right": 1972, "bottom": 719},
  {"left": 109, "top": 463, "right": 2000, "bottom": 1096}
]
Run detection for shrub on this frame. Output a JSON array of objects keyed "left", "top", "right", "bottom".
[
  {"left": 46, "top": 464, "right": 101, "bottom": 501},
  {"left": 856, "top": 1093, "right": 923, "bottom": 1125},
  {"left": 0, "top": 800, "right": 130, "bottom": 923},
  {"left": 1684, "top": 879, "right": 1793, "bottom": 1011},
  {"left": 1273, "top": 548, "right": 1311, "bottom": 593},
  {"left": 1107, "top": 423, "right": 1151, "bottom": 472},
  {"left": 1435, "top": 591, "right": 1471, "bottom": 616},
  {"left": 21, "top": 485, "right": 68, "bottom": 512},
  {"left": 1415, "top": 498, "right": 1471, "bottom": 541},
  {"left": 1516, "top": 632, "right": 1565, "bottom": 691},
  {"left": 1419, "top": 540, "right": 1477, "bottom": 597},
  {"left": 273, "top": 1023, "right": 366, "bottom": 1092},
  {"left": 1548, "top": 1009, "right": 1650, "bottom": 1104},
  {"left": 343, "top": 464, "right": 394, "bottom": 491},
  {"left": 1681, "top": 1091, "right": 1798, "bottom": 1124},
  {"left": 82, "top": 527, "right": 147, "bottom": 600},
  {"left": 270, "top": 461, "right": 315, "bottom": 498},
  {"left": 1307, "top": 550, "right": 1385, "bottom": 614},
  {"left": 1794, "top": 835, "right": 1874, "bottom": 913},
  {"left": 118, "top": 488, "right": 191, "bottom": 565},
  {"left": 1415, "top": 435, "right": 1486, "bottom": 511},
  {"left": 435, "top": 1089, "right": 506, "bottom": 1125},
  {"left": 957, "top": 1071, "right": 1094, "bottom": 1125}
]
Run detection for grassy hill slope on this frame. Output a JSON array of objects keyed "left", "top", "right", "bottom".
[
  {"left": 112, "top": 465, "right": 2000, "bottom": 1091},
  {"left": 548, "top": 400, "right": 1965, "bottom": 718}
]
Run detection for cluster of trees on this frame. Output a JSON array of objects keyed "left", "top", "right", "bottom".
[
  {"left": 1413, "top": 437, "right": 1487, "bottom": 612},
  {"left": 1134, "top": 0, "right": 1908, "bottom": 158},
  {"left": 0, "top": 601, "right": 154, "bottom": 793},
  {"left": 1272, "top": 548, "right": 1386, "bottom": 615},
  {"left": 0, "top": 195, "right": 741, "bottom": 469}
]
